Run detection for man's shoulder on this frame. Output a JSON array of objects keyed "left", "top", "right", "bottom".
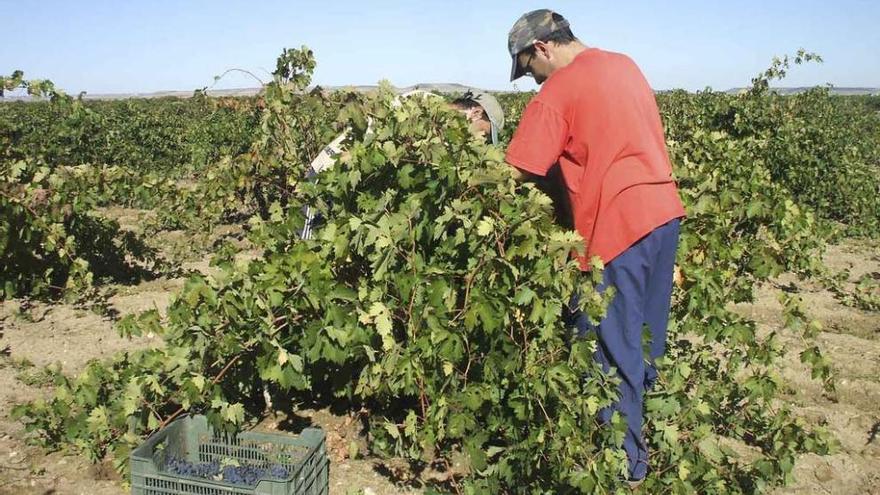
[
  {"left": 577, "top": 47, "right": 637, "bottom": 65},
  {"left": 534, "top": 65, "right": 579, "bottom": 108},
  {"left": 545, "top": 49, "right": 645, "bottom": 99},
  {"left": 537, "top": 49, "right": 604, "bottom": 96}
]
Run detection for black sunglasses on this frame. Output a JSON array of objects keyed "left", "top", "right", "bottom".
[{"left": 520, "top": 51, "right": 536, "bottom": 76}]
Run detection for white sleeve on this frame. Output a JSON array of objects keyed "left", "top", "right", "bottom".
[{"left": 308, "top": 131, "right": 349, "bottom": 175}]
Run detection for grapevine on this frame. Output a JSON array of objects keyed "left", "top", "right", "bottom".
[{"left": 8, "top": 48, "right": 878, "bottom": 494}]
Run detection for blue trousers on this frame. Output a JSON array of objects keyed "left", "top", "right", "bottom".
[{"left": 567, "top": 218, "right": 680, "bottom": 480}]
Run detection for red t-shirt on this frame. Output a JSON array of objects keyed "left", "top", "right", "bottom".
[{"left": 506, "top": 47, "right": 686, "bottom": 269}]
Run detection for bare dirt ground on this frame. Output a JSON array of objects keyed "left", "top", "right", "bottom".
[
  {"left": 1, "top": 235, "right": 877, "bottom": 495},
  {"left": 752, "top": 239, "right": 880, "bottom": 495}
]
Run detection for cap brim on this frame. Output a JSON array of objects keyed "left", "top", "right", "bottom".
[{"left": 510, "top": 56, "right": 526, "bottom": 82}]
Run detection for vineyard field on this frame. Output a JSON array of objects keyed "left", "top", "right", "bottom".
[
  {"left": 1, "top": 50, "right": 879, "bottom": 494},
  {"left": 1, "top": 233, "right": 877, "bottom": 494}
]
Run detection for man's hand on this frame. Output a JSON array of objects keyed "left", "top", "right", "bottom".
[{"left": 506, "top": 163, "right": 535, "bottom": 182}]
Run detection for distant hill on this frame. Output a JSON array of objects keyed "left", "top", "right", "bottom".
[
  {"left": 3, "top": 84, "right": 878, "bottom": 101},
  {"left": 0, "top": 83, "right": 486, "bottom": 101},
  {"left": 724, "top": 87, "right": 879, "bottom": 96}
]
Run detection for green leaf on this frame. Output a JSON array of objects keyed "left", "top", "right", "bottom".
[
  {"left": 223, "top": 403, "right": 245, "bottom": 425},
  {"left": 384, "top": 423, "right": 400, "bottom": 440}
]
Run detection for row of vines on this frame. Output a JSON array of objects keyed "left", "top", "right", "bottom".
[{"left": 2, "top": 49, "right": 879, "bottom": 493}]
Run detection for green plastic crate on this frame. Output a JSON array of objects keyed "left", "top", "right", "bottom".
[{"left": 130, "top": 415, "right": 328, "bottom": 495}]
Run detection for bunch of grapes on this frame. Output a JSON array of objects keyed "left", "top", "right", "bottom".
[
  {"left": 268, "top": 465, "right": 290, "bottom": 478},
  {"left": 163, "top": 456, "right": 290, "bottom": 487},
  {"left": 164, "top": 456, "right": 221, "bottom": 478}
]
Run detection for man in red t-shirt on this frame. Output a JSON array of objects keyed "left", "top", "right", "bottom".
[{"left": 505, "top": 9, "right": 687, "bottom": 485}]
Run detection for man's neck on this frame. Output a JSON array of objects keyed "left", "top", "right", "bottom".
[{"left": 553, "top": 42, "right": 589, "bottom": 70}]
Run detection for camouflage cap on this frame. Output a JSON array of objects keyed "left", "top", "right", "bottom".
[{"left": 507, "top": 9, "right": 570, "bottom": 81}]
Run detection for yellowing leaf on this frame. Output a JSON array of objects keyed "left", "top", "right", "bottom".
[
  {"left": 476, "top": 217, "right": 494, "bottom": 236},
  {"left": 384, "top": 422, "right": 400, "bottom": 440},
  {"left": 223, "top": 403, "right": 245, "bottom": 425},
  {"left": 678, "top": 460, "right": 691, "bottom": 481},
  {"left": 443, "top": 362, "right": 453, "bottom": 376},
  {"left": 277, "top": 349, "right": 289, "bottom": 366},
  {"left": 364, "top": 302, "right": 395, "bottom": 350},
  {"left": 191, "top": 374, "right": 206, "bottom": 392},
  {"left": 375, "top": 311, "right": 394, "bottom": 350}
]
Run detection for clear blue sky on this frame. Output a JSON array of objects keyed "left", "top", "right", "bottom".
[{"left": 2, "top": 0, "right": 877, "bottom": 94}]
